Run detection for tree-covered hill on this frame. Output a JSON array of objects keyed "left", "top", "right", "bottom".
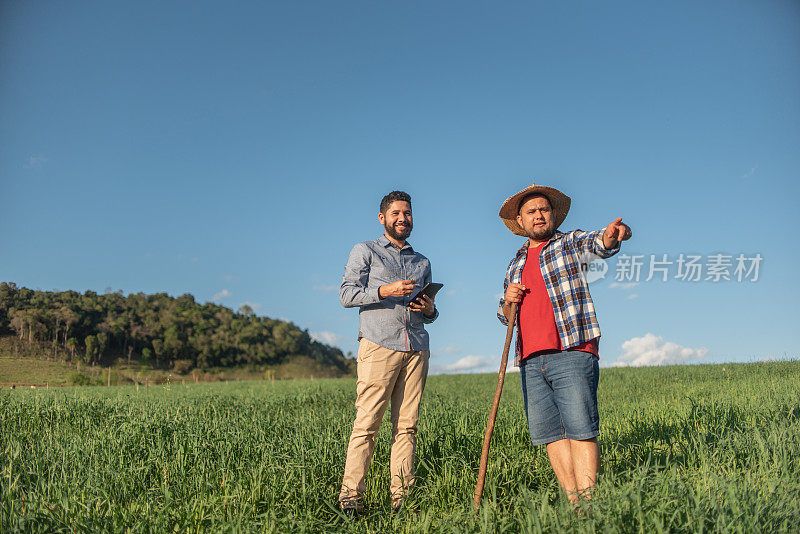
[{"left": 0, "top": 282, "right": 353, "bottom": 375}]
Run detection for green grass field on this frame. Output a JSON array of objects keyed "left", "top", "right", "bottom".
[
  {"left": 0, "top": 352, "right": 351, "bottom": 388},
  {"left": 0, "top": 355, "right": 79, "bottom": 386},
  {"left": 2, "top": 361, "right": 799, "bottom": 532}
]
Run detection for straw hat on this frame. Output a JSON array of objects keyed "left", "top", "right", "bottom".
[{"left": 499, "top": 184, "right": 571, "bottom": 236}]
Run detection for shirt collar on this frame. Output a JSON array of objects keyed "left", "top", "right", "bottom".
[
  {"left": 378, "top": 234, "right": 414, "bottom": 252},
  {"left": 515, "top": 230, "right": 564, "bottom": 257}
]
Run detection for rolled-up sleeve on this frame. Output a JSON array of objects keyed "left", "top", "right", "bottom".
[
  {"left": 497, "top": 261, "right": 512, "bottom": 326},
  {"left": 497, "top": 306, "right": 508, "bottom": 326},
  {"left": 422, "top": 307, "right": 438, "bottom": 324},
  {"left": 339, "top": 243, "right": 381, "bottom": 308}
]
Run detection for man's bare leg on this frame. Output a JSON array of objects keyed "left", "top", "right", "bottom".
[
  {"left": 546, "top": 438, "right": 599, "bottom": 504},
  {"left": 545, "top": 439, "right": 578, "bottom": 504},
  {"left": 570, "top": 437, "right": 599, "bottom": 500}
]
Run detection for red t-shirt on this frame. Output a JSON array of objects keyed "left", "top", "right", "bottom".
[{"left": 519, "top": 244, "right": 598, "bottom": 361}]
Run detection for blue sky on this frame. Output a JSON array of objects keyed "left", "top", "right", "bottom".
[{"left": 2, "top": 1, "right": 798, "bottom": 371}]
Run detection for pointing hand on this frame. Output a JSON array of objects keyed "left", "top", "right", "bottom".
[{"left": 603, "top": 217, "right": 632, "bottom": 247}]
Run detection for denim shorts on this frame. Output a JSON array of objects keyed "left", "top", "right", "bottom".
[{"left": 519, "top": 350, "right": 600, "bottom": 446}]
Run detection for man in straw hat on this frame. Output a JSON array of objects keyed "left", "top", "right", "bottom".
[
  {"left": 497, "top": 183, "right": 631, "bottom": 505},
  {"left": 338, "top": 190, "right": 439, "bottom": 515}
]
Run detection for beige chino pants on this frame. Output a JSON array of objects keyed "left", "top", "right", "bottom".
[{"left": 339, "top": 338, "right": 430, "bottom": 503}]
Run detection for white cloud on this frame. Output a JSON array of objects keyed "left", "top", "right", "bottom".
[
  {"left": 612, "top": 333, "right": 708, "bottom": 367},
  {"left": 443, "top": 355, "right": 490, "bottom": 372},
  {"left": 431, "top": 355, "right": 519, "bottom": 375},
  {"left": 742, "top": 166, "right": 757, "bottom": 179},
  {"left": 627, "top": 293, "right": 638, "bottom": 300},
  {"left": 240, "top": 301, "right": 262, "bottom": 311},
  {"left": 436, "top": 345, "right": 461, "bottom": 355},
  {"left": 313, "top": 284, "right": 338, "bottom": 293},
  {"left": 213, "top": 289, "right": 231, "bottom": 300},
  {"left": 310, "top": 331, "right": 341, "bottom": 345},
  {"left": 609, "top": 282, "right": 639, "bottom": 289}
]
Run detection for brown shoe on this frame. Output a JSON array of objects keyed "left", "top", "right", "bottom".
[
  {"left": 391, "top": 496, "right": 403, "bottom": 512},
  {"left": 339, "top": 499, "right": 364, "bottom": 518}
]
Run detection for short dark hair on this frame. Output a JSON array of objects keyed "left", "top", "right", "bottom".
[
  {"left": 380, "top": 191, "right": 412, "bottom": 214},
  {"left": 518, "top": 192, "right": 552, "bottom": 214}
]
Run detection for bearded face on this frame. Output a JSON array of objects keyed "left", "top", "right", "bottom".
[
  {"left": 516, "top": 195, "right": 556, "bottom": 241},
  {"left": 379, "top": 200, "right": 413, "bottom": 242}
]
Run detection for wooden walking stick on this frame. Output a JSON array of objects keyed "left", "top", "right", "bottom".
[{"left": 473, "top": 302, "right": 518, "bottom": 511}]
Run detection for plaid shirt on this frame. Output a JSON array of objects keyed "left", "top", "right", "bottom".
[{"left": 497, "top": 228, "right": 620, "bottom": 366}]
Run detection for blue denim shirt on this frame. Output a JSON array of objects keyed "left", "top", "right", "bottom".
[{"left": 340, "top": 235, "right": 438, "bottom": 351}]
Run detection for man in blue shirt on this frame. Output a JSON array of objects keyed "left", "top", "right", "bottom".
[{"left": 338, "top": 191, "right": 438, "bottom": 513}]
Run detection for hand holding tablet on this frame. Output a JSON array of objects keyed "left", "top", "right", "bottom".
[
  {"left": 410, "top": 282, "right": 443, "bottom": 304},
  {"left": 408, "top": 283, "right": 440, "bottom": 316}
]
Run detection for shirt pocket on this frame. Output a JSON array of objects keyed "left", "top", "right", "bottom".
[
  {"left": 369, "top": 253, "right": 402, "bottom": 284},
  {"left": 409, "top": 261, "right": 428, "bottom": 286}
]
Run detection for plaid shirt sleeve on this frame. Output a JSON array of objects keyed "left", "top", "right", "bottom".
[
  {"left": 563, "top": 228, "right": 621, "bottom": 258},
  {"left": 497, "top": 245, "right": 526, "bottom": 327},
  {"left": 497, "top": 271, "right": 510, "bottom": 326}
]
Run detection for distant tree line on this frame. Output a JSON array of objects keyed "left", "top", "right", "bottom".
[{"left": 0, "top": 282, "right": 351, "bottom": 373}]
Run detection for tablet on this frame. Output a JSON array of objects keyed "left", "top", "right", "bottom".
[{"left": 410, "top": 282, "right": 444, "bottom": 303}]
